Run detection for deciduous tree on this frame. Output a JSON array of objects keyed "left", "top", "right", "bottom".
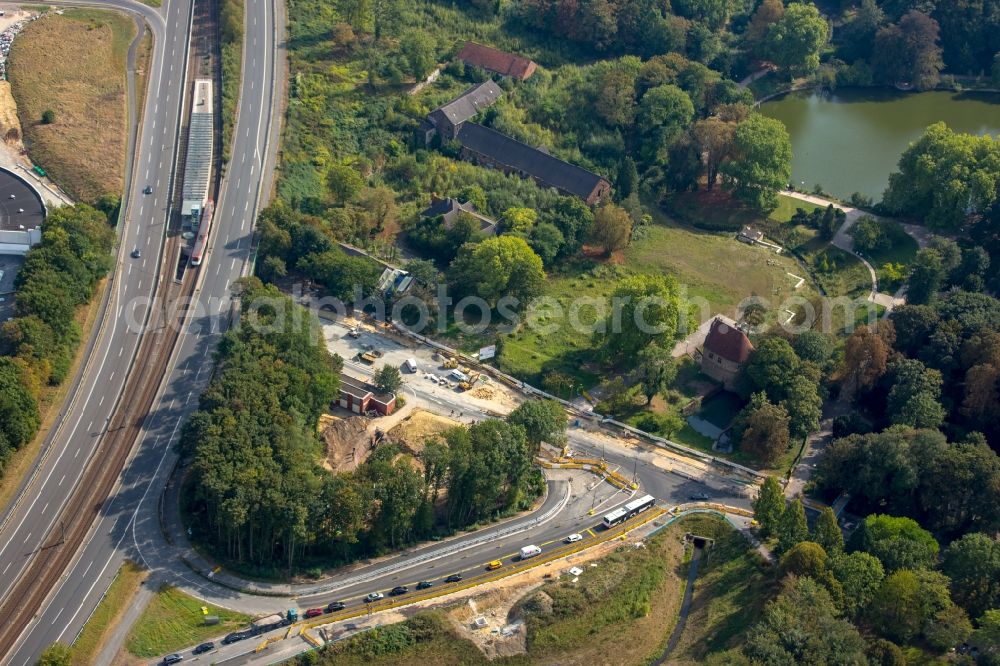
[
  {"left": 720, "top": 114, "right": 792, "bottom": 212},
  {"left": 753, "top": 475, "right": 785, "bottom": 538},
  {"left": 590, "top": 203, "right": 633, "bottom": 256}
]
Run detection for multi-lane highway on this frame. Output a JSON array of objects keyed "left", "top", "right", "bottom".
[
  {"left": 0, "top": 0, "right": 283, "bottom": 661},
  {"left": 0, "top": 0, "right": 754, "bottom": 662},
  {"left": 0, "top": 0, "right": 192, "bottom": 648}
]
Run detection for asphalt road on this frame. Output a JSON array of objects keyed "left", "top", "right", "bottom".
[
  {"left": 0, "top": 0, "right": 283, "bottom": 661},
  {"left": 0, "top": 0, "right": 194, "bottom": 661}
]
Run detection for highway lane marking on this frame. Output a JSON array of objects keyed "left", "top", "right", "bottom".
[
  {"left": 41, "top": 503, "right": 48, "bottom": 514},
  {"left": 75, "top": 447, "right": 80, "bottom": 458},
  {"left": 128, "top": 264, "right": 132, "bottom": 276},
  {"left": 0, "top": 5, "right": 186, "bottom": 595},
  {"left": 51, "top": 606, "right": 64, "bottom": 625},
  {"left": 586, "top": 528, "right": 596, "bottom": 537},
  {"left": 1, "top": 562, "right": 9, "bottom": 576},
  {"left": 99, "top": 395, "right": 105, "bottom": 406},
  {"left": 58, "top": 475, "right": 65, "bottom": 487},
  {"left": 110, "top": 372, "right": 115, "bottom": 382},
  {"left": 231, "top": 258, "right": 236, "bottom": 271},
  {"left": 22, "top": 532, "right": 30, "bottom": 544},
  {"left": 119, "top": 346, "right": 124, "bottom": 357}
]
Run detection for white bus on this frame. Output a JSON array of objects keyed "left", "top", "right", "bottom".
[{"left": 602, "top": 494, "right": 656, "bottom": 529}]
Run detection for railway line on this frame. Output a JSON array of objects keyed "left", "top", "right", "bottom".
[{"left": 0, "top": 258, "right": 197, "bottom": 657}]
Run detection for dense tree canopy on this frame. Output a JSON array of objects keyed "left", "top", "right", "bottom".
[
  {"left": 448, "top": 235, "right": 546, "bottom": 308},
  {"left": 597, "top": 273, "right": 687, "bottom": 362},
  {"left": 720, "top": 114, "right": 793, "bottom": 212},
  {"left": 0, "top": 204, "right": 113, "bottom": 480},
  {"left": 883, "top": 123, "right": 1000, "bottom": 229}
]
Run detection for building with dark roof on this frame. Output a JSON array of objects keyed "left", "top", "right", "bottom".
[
  {"left": 457, "top": 42, "right": 537, "bottom": 81},
  {"left": 701, "top": 317, "right": 754, "bottom": 390},
  {"left": 424, "top": 80, "right": 502, "bottom": 143},
  {"left": 420, "top": 196, "right": 496, "bottom": 234},
  {"left": 456, "top": 123, "right": 611, "bottom": 205},
  {"left": 337, "top": 372, "right": 396, "bottom": 416}
]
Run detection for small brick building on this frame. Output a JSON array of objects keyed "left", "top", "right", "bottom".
[
  {"left": 457, "top": 42, "right": 537, "bottom": 81},
  {"left": 337, "top": 373, "right": 396, "bottom": 416}
]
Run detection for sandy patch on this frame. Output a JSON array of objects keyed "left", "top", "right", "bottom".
[{"left": 387, "top": 409, "right": 460, "bottom": 454}]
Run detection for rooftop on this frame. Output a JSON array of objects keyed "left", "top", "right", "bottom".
[
  {"left": 0, "top": 169, "right": 45, "bottom": 233},
  {"left": 431, "top": 81, "right": 502, "bottom": 128},
  {"left": 456, "top": 122, "right": 607, "bottom": 200},
  {"left": 704, "top": 318, "right": 754, "bottom": 364},
  {"left": 457, "top": 42, "right": 536, "bottom": 80},
  {"left": 181, "top": 78, "right": 214, "bottom": 217},
  {"left": 339, "top": 374, "right": 373, "bottom": 401}
]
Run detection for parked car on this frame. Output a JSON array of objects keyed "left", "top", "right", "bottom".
[
  {"left": 689, "top": 492, "right": 710, "bottom": 501},
  {"left": 564, "top": 533, "right": 583, "bottom": 543},
  {"left": 364, "top": 592, "right": 384, "bottom": 603},
  {"left": 325, "top": 601, "right": 346, "bottom": 612},
  {"left": 162, "top": 653, "right": 183, "bottom": 664},
  {"left": 444, "top": 574, "right": 463, "bottom": 583},
  {"left": 487, "top": 560, "right": 503, "bottom": 571},
  {"left": 416, "top": 581, "right": 433, "bottom": 590},
  {"left": 192, "top": 643, "right": 214, "bottom": 655},
  {"left": 304, "top": 608, "right": 324, "bottom": 618},
  {"left": 348, "top": 327, "right": 361, "bottom": 338},
  {"left": 389, "top": 586, "right": 409, "bottom": 596}
]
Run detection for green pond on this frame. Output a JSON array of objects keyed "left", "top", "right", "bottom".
[{"left": 760, "top": 88, "right": 1000, "bottom": 201}]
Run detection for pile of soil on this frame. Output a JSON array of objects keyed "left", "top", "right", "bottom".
[{"left": 320, "top": 416, "right": 372, "bottom": 473}]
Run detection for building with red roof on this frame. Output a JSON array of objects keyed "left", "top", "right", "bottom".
[
  {"left": 457, "top": 42, "right": 537, "bottom": 81},
  {"left": 701, "top": 317, "right": 754, "bottom": 390}
]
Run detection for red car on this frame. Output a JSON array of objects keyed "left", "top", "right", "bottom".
[{"left": 304, "top": 608, "right": 324, "bottom": 618}]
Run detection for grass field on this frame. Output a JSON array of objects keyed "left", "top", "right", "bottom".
[
  {"left": 498, "top": 260, "right": 618, "bottom": 387},
  {"left": 125, "top": 584, "right": 250, "bottom": 658},
  {"left": 665, "top": 515, "right": 773, "bottom": 664},
  {"left": 629, "top": 204, "right": 819, "bottom": 312},
  {"left": 8, "top": 8, "right": 133, "bottom": 202},
  {"left": 497, "top": 203, "right": 819, "bottom": 385},
  {"left": 69, "top": 561, "right": 146, "bottom": 665}
]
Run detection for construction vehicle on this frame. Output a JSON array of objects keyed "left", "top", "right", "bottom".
[
  {"left": 442, "top": 356, "right": 458, "bottom": 369},
  {"left": 360, "top": 351, "right": 378, "bottom": 364}
]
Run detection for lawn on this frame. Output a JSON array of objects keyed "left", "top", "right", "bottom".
[
  {"left": 665, "top": 514, "right": 773, "bottom": 664},
  {"left": 8, "top": 8, "right": 133, "bottom": 202},
  {"left": 498, "top": 259, "right": 617, "bottom": 387},
  {"left": 629, "top": 203, "right": 819, "bottom": 314},
  {"left": 769, "top": 193, "right": 823, "bottom": 223},
  {"left": 125, "top": 584, "right": 250, "bottom": 658},
  {"left": 68, "top": 561, "right": 146, "bottom": 665}
]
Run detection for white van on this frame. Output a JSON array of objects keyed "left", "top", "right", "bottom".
[
  {"left": 519, "top": 545, "right": 541, "bottom": 560},
  {"left": 403, "top": 358, "right": 418, "bottom": 373}
]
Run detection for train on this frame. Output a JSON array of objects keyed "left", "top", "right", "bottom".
[{"left": 190, "top": 200, "right": 214, "bottom": 266}]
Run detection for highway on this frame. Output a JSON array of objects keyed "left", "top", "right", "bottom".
[
  {"left": 0, "top": 0, "right": 754, "bottom": 661},
  {"left": 0, "top": 0, "right": 192, "bottom": 655},
  {"left": 0, "top": 0, "right": 284, "bottom": 661}
]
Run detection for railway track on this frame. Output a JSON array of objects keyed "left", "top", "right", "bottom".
[{"left": 0, "top": 256, "right": 196, "bottom": 658}]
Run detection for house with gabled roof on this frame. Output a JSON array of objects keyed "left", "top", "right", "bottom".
[
  {"left": 457, "top": 42, "right": 537, "bottom": 81},
  {"left": 419, "top": 80, "right": 502, "bottom": 144},
  {"left": 701, "top": 317, "right": 754, "bottom": 390}
]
